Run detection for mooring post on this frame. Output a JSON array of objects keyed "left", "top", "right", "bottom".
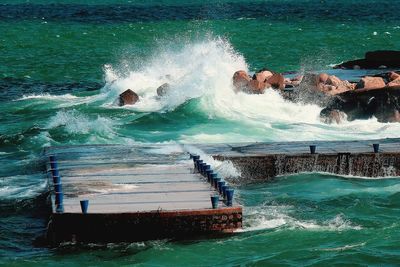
[
  {"left": 52, "top": 176, "right": 60, "bottom": 184},
  {"left": 211, "top": 173, "right": 218, "bottom": 186},
  {"left": 55, "top": 192, "right": 64, "bottom": 213},
  {"left": 221, "top": 185, "right": 228, "bottom": 199},
  {"left": 54, "top": 183, "right": 62, "bottom": 193},
  {"left": 204, "top": 165, "right": 211, "bottom": 177},
  {"left": 373, "top": 143, "right": 380, "bottom": 153},
  {"left": 210, "top": 195, "right": 219, "bottom": 209},
  {"left": 226, "top": 189, "right": 234, "bottom": 206},
  {"left": 218, "top": 181, "right": 226, "bottom": 194},
  {"left": 214, "top": 177, "right": 221, "bottom": 189},
  {"left": 196, "top": 159, "right": 203, "bottom": 172},
  {"left": 206, "top": 169, "right": 213, "bottom": 182},
  {"left": 49, "top": 155, "right": 58, "bottom": 170},
  {"left": 310, "top": 145, "right": 317, "bottom": 154},
  {"left": 80, "top": 200, "right": 89, "bottom": 214},
  {"left": 200, "top": 163, "right": 207, "bottom": 175}
]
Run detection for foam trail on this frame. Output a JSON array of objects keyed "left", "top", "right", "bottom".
[
  {"left": 0, "top": 175, "right": 47, "bottom": 200},
  {"left": 241, "top": 204, "right": 362, "bottom": 232}
]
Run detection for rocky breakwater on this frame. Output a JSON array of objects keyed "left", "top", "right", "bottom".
[
  {"left": 232, "top": 68, "right": 400, "bottom": 124},
  {"left": 322, "top": 71, "right": 400, "bottom": 123}
]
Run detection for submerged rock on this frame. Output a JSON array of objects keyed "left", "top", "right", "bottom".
[
  {"left": 320, "top": 108, "right": 347, "bottom": 124},
  {"left": 119, "top": 89, "right": 139, "bottom": 106},
  {"left": 156, "top": 83, "right": 170, "bottom": 96}
]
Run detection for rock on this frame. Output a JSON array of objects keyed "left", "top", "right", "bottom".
[
  {"left": 266, "top": 73, "right": 285, "bottom": 89},
  {"left": 119, "top": 89, "right": 139, "bottom": 106},
  {"left": 388, "top": 110, "right": 400, "bottom": 123},
  {"left": 389, "top": 72, "right": 400, "bottom": 81},
  {"left": 318, "top": 73, "right": 329, "bottom": 84},
  {"left": 248, "top": 80, "right": 268, "bottom": 93},
  {"left": 334, "top": 50, "right": 400, "bottom": 69},
  {"left": 326, "top": 75, "right": 342, "bottom": 87},
  {"left": 233, "top": 70, "right": 251, "bottom": 92},
  {"left": 387, "top": 78, "right": 400, "bottom": 87},
  {"left": 320, "top": 108, "right": 347, "bottom": 124},
  {"left": 356, "top": 76, "right": 386, "bottom": 90},
  {"left": 253, "top": 70, "right": 273, "bottom": 83},
  {"left": 156, "top": 83, "right": 170, "bottom": 96}
]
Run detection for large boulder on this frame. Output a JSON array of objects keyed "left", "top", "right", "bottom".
[
  {"left": 248, "top": 80, "right": 268, "bottom": 93},
  {"left": 356, "top": 76, "right": 386, "bottom": 90},
  {"left": 253, "top": 70, "right": 273, "bottom": 83},
  {"left": 266, "top": 73, "right": 285, "bottom": 89},
  {"left": 233, "top": 70, "right": 251, "bottom": 92},
  {"left": 119, "top": 89, "right": 139, "bottom": 106}
]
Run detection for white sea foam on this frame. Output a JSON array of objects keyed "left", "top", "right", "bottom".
[
  {"left": 14, "top": 36, "right": 400, "bottom": 143},
  {"left": 17, "top": 93, "right": 79, "bottom": 101},
  {"left": 241, "top": 204, "right": 361, "bottom": 232},
  {"left": 0, "top": 175, "right": 47, "bottom": 200},
  {"left": 46, "top": 110, "right": 116, "bottom": 136},
  {"left": 183, "top": 145, "right": 241, "bottom": 179}
]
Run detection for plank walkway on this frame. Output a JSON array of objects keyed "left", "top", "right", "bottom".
[{"left": 43, "top": 145, "right": 230, "bottom": 213}]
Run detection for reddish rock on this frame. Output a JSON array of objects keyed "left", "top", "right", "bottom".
[
  {"left": 387, "top": 78, "right": 400, "bottom": 87},
  {"left": 119, "top": 89, "right": 139, "bottom": 106},
  {"left": 356, "top": 76, "right": 386, "bottom": 90},
  {"left": 254, "top": 70, "right": 273, "bottom": 83},
  {"left": 266, "top": 73, "right": 285, "bottom": 89},
  {"left": 326, "top": 75, "right": 342, "bottom": 87},
  {"left": 318, "top": 73, "right": 329, "bottom": 84},
  {"left": 389, "top": 72, "right": 400, "bottom": 81},
  {"left": 233, "top": 70, "right": 251, "bottom": 92},
  {"left": 248, "top": 80, "right": 268, "bottom": 93}
]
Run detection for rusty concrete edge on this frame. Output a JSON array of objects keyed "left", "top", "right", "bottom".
[{"left": 51, "top": 206, "right": 243, "bottom": 217}]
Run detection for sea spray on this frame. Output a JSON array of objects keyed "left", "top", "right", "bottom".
[
  {"left": 100, "top": 37, "right": 248, "bottom": 112},
  {"left": 47, "top": 110, "right": 116, "bottom": 136}
]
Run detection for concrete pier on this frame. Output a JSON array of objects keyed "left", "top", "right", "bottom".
[
  {"left": 200, "top": 138, "right": 400, "bottom": 181},
  {"left": 43, "top": 145, "right": 242, "bottom": 244}
]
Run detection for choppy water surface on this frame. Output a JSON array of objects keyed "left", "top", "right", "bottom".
[{"left": 1, "top": 0, "right": 400, "bottom": 265}]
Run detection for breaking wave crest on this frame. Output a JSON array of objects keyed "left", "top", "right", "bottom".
[{"left": 11, "top": 35, "right": 400, "bottom": 143}]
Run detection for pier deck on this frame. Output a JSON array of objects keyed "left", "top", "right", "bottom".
[
  {"left": 198, "top": 138, "right": 400, "bottom": 181},
  {"left": 43, "top": 145, "right": 242, "bottom": 244}
]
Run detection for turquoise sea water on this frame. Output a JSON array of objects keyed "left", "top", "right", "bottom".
[{"left": 1, "top": 0, "right": 400, "bottom": 265}]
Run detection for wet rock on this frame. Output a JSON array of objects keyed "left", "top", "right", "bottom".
[
  {"left": 266, "top": 73, "right": 285, "bottom": 89},
  {"left": 387, "top": 79, "right": 400, "bottom": 87},
  {"left": 320, "top": 108, "right": 347, "bottom": 124},
  {"left": 287, "top": 75, "right": 304, "bottom": 87},
  {"left": 356, "top": 76, "right": 386, "bottom": 90},
  {"left": 233, "top": 70, "right": 251, "bottom": 92},
  {"left": 388, "top": 110, "right": 400, "bottom": 123},
  {"left": 156, "top": 83, "right": 170, "bottom": 96},
  {"left": 253, "top": 70, "right": 273, "bottom": 83},
  {"left": 248, "top": 80, "right": 268, "bottom": 93},
  {"left": 334, "top": 50, "right": 400, "bottom": 69},
  {"left": 389, "top": 72, "right": 400, "bottom": 81},
  {"left": 318, "top": 73, "right": 329, "bottom": 84},
  {"left": 119, "top": 89, "right": 139, "bottom": 106}
]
